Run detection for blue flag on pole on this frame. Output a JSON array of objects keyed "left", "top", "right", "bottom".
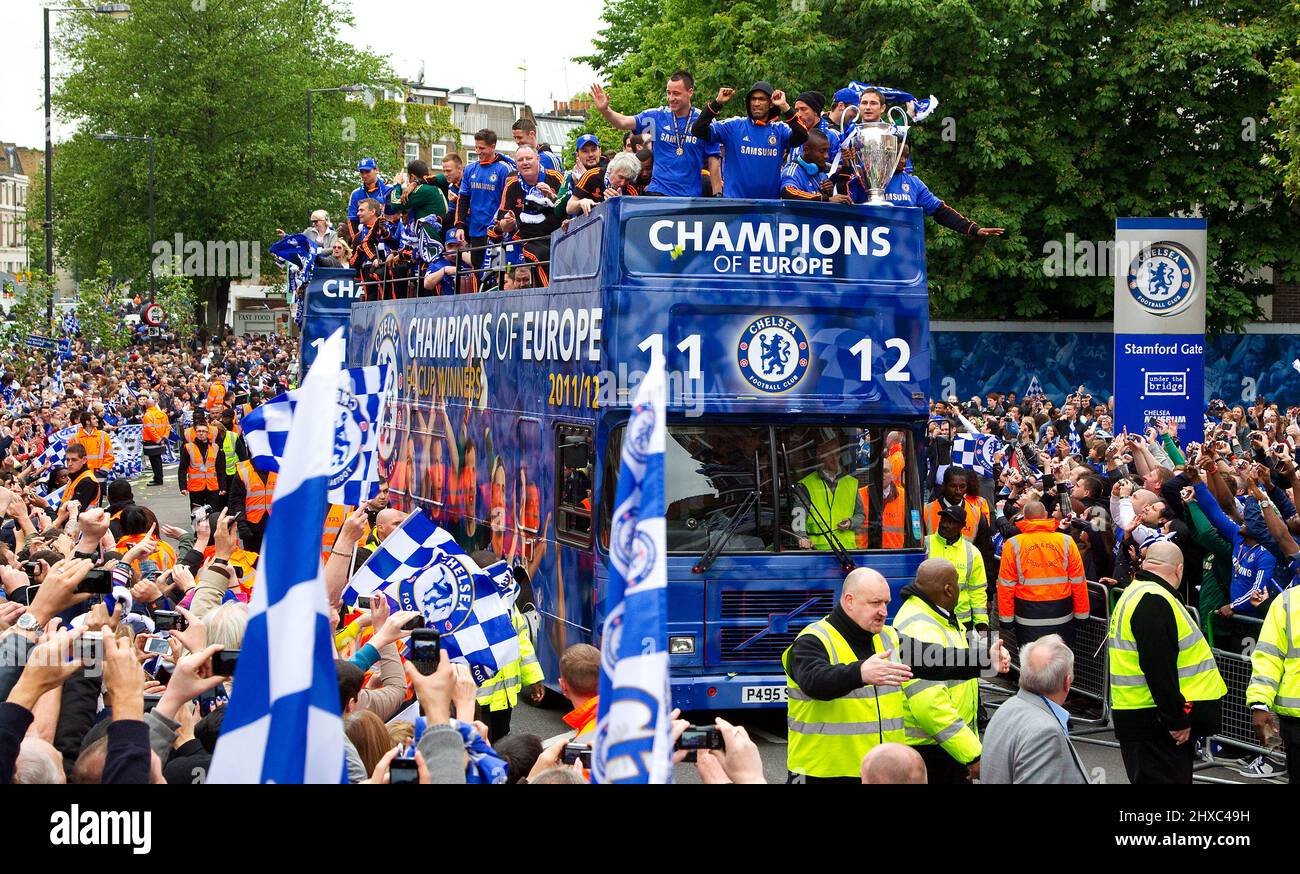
[
  {"left": 207, "top": 329, "right": 347, "bottom": 784},
  {"left": 592, "top": 351, "right": 672, "bottom": 784},
  {"left": 240, "top": 364, "right": 389, "bottom": 505}
]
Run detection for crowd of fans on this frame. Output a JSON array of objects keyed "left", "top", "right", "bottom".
[
  {"left": 293, "top": 71, "right": 1003, "bottom": 300},
  {"left": 925, "top": 387, "right": 1300, "bottom": 648}
]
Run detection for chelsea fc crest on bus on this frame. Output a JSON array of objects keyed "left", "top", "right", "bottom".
[
  {"left": 737, "top": 315, "right": 810, "bottom": 393},
  {"left": 1127, "top": 242, "right": 1196, "bottom": 317},
  {"left": 374, "top": 312, "right": 402, "bottom": 463},
  {"left": 327, "top": 381, "right": 365, "bottom": 490}
]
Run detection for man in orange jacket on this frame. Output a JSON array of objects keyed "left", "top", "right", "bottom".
[
  {"left": 74, "top": 411, "right": 115, "bottom": 481},
  {"left": 141, "top": 395, "right": 172, "bottom": 486},
  {"left": 997, "top": 500, "right": 1089, "bottom": 647}
]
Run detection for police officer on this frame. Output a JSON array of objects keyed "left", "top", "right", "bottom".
[
  {"left": 783, "top": 567, "right": 1009, "bottom": 783},
  {"left": 1108, "top": 541, "right": 1226, "bottom": 784},
  {"left": 926, "top": 504, "right": 989, "bottom": 632},
  {"left": 1247, "top": 585, "right": 1300, "bottom": 777}
]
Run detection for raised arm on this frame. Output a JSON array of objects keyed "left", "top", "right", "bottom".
[{"left": 589, "top": 83, "right": 637, "bottom": 132}]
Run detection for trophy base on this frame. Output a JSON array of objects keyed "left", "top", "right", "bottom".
[{"left": 865, "top": 190, "right": 893, "bottom": 206}]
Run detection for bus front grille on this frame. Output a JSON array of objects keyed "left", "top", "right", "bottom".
[{"left": 716, "top": 590, "right": 834, "bottom": 662}]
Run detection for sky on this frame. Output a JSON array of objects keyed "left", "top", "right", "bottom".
[{"left": 1, "top": 0, "right": 608, "bottom": 149}]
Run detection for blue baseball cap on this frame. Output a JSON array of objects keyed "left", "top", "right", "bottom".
[
  {"left": 575, "top": 134, "right": 599, "bottom": 152},
  {"left": 357, "top": 157, "right": 377, "bottom": 172},
  {"left": 833, "top": 87, "right": 859, "bottom": 105}
]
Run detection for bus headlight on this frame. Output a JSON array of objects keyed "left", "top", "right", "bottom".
[{"left": 669, "top": 636, "right": 695, "bottom": 655}]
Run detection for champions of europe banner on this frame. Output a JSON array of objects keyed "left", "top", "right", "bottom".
[{"left": 614, "top": 198, "right": 926, "bottom": 284}]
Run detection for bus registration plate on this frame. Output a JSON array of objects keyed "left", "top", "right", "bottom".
[{"left": 741, "top": 686, "right": 788, "bottom": 704}]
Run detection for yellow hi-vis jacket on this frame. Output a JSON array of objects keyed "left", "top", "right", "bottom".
[
  {"left": 894, "top": 595, "right": 982, "bottom": 765},
  {"left": 1247, "top": 587, "right": 1300, "bottom": 717},
  {"left": 1108, "top": 578, "right": 1226, "bottom": 711},
  {"left": 475, "top": 608, "right": 545, "bottom": 711},
  {"left": 925, "top": 533, "right": 988, "bottom": 628},
  {"left": 783, "top": 618, "right": 906, "bottom": 779}
]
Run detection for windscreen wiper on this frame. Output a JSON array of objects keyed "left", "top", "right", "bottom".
[
  {"left": 693, "top": 449, "right": 762, "bottom": 574},
  {"left": 780, "top": 443, "right": 856, "bottom": 574}
]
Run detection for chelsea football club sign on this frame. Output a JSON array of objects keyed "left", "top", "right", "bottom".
[
  {"left": 736, "top": 315, "right": 810, "bottom": 393},
  {"left": 1126, "top": 243, "right": 1196, "bottom": 317},
  {"left": 1113, "top": 219, "right": 1206, "bottom": 435}
]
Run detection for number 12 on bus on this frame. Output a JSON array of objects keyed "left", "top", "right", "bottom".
[{"left": 348, "top": 196, "right": 931, "bottom": 710}]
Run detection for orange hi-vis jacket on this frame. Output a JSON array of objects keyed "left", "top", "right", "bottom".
[
  {"left": 185, "top": 442, "right": 219, "bottom": 491},
  {"left": 142, "top": 407, "right": 171, "bottom": 443},
  {"left": 115, "top": 534, "right": 177, "bottom": 574},
  {"left": 321, "top": 504, "right": 365, "bottom": 565},
  {"left": 205, "top": 381, "right": 227, "bottom": 411},
  {"left": 996, "top": 518, "right": 1089, "bottom": 631},
  {"left": 76, "top": 428, "right": 114, "bottom": 473},
  {"left": 852, "top": 448, "right": 908, "bottom": 549},
  {"left": 924, "top": 498, "right": 980, "bottom": 542},
  {"left": 238, "top": 462, "right": 276, "bottom": 524}
]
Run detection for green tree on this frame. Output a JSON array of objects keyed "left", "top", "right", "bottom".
[
  {"left": 49, "top": 0, "right": 399, "bottom": 332},
  {"left": 75, "top": 260, "right": 128, "bottom": 354},
  {"left": 155, "top": 270, "right": 200, "bottom": 346},
  {"left": 580, "top": 0, "right": 1300, "bottom": 333},
  {"left": 2, "top": 271, "right": 56, "bottom": 342}
]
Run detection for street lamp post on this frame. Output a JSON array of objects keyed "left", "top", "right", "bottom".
[
  {"left": 43, "top": 3, "right": 131, "bottom": 327},
  {"left": 95, "top": 132, "right": 155, "bottom": 303},
  {"left": 306, "top": 85, "right": 368, "bottom": 207}
]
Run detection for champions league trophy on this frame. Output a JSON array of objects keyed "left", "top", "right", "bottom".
[{"left": 842, "top": 106, "right": 909, "bottom": 206}]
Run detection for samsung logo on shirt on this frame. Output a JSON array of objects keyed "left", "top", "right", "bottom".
[{"left": 739, "top": 146, "right": 779, "bottom": 157}]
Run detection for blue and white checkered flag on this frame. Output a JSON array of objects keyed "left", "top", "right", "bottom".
[
  {"left": 62, "top": 311, "right": 79, "bottom": 336},
  {"left": 1023, "top": 375, "right": 1045, "bottom": 400},
  {"left": 103, "top": 425, "right": 144, "bottom": 481},
  {"left": 34, "top": 426, "right": 77, "bottom": 470},
  {"left": 593, "top": 351, "right": 672, "bottom": 784},
  {"left": 952, "top": 432, "right": 1004, "bottom": 479},
  {"left": 346, "top": 509, "right": 519, "bottom": 684},
  {"left": 241, "top": 364, "right": 389, "bottom": 505},
  {"left": 52, "top": 358, "right": 63, "bottom": 397},
  {"left": 208, "top": 329, "right": 346, "bottom": 784}
]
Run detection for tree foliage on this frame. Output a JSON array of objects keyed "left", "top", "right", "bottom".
[
  {"left": 156, "top": 270, "right": 200, "bottom": 346},
  {"left": 577, "top": 0, "right": 1300, "bottom": 333},
  {"left": 75, "top": 260, "right": 128, "bottom": 354},
  {"left": 49, "top": 0, "right": 398, "bottom": 329},
  {"left": 2, "top": 272, "right": 56, "bottom": 342}
]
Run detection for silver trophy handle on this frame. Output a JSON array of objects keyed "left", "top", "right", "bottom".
[{"left": 887, "top": 105, "right": 910, "bottom": 169}]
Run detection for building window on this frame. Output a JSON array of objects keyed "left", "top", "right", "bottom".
[
  {"left": 404, "top": 142, "right": 420, "bottom": 163},
  {"left": 429, "top": 144, "right": 447, "bottom": 163}
]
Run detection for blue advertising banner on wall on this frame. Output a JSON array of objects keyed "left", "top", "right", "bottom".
[
  {"left": 301, "top": 267, "right": 363, "bottom": 370},
  {"left": 930, "top": 327, "right": 1300, "bottom": 409}
]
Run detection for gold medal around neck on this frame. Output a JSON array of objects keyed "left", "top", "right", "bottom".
[{"left": 676, "top": 147, "right": 684, "bottom": 155}]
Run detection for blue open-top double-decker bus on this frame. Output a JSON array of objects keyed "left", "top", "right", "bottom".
[{"left": 347, "top": 196, "right": 930, "bottom": 710}]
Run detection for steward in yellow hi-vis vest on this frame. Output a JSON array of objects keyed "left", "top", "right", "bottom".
[
  {"left": 783, "top": 564, "right": 1007, "bottom": 783},
  {"left": 893, "top": 566, "right": 984, "bottom": 785},
  {"left": 1106, "top": 542, "right": 1225, "bottom": 785},
  {"left": 1247, "top": 587, "right": 1300, "bottom": 767},
  {"left": 474, "top": 607, "right": 546, "bottom": 743}
]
